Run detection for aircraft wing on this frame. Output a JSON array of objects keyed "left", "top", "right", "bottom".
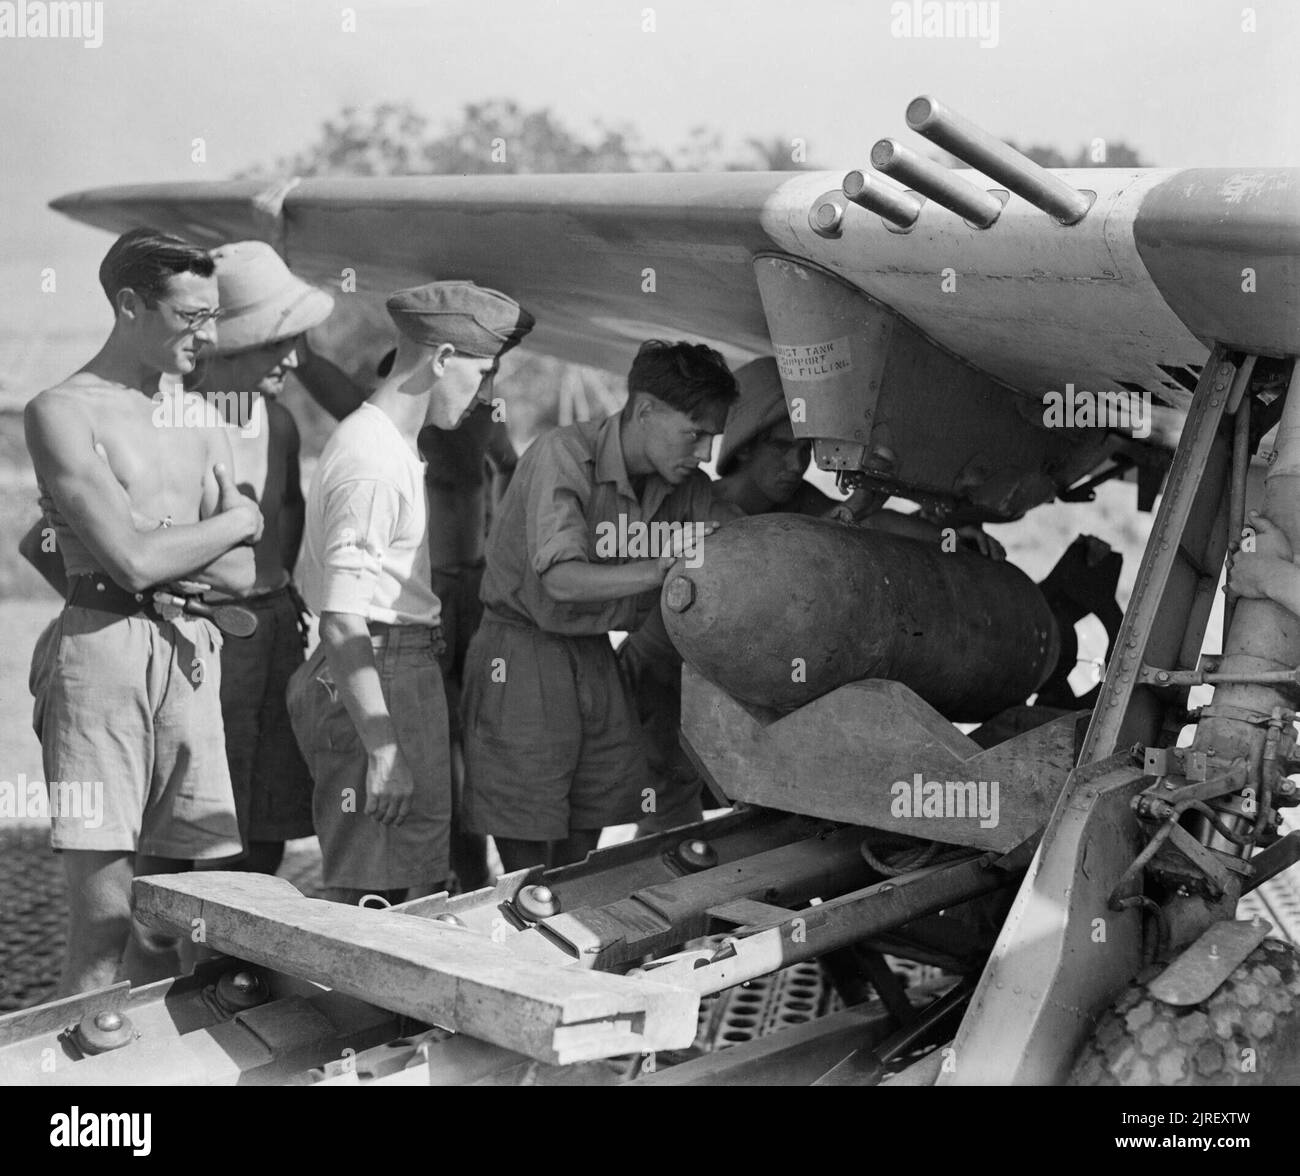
[
  {"left": 50, "top": 131, "right": 1300, "bottom": 518},
  {"left": 52, "top": 166, "right": 1300, "bottom": 397}
]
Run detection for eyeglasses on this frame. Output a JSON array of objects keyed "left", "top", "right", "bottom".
[{"left": 149, "top": 298, "right": 224, "bottom": 331}]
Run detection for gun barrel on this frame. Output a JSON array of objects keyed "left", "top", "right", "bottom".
[
  {"left": 841, "top": 170, "right": 922, "bottom": 228},
  {"left": 906, "top": 95, "right": 1092, "bottom": 224},
  {"left": 870, "top": 138, "right": 1003, "bottom": 228}
]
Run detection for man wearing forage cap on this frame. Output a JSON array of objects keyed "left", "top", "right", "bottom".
[{"left": 288, "top": 280, "right": 533, "bottom": 904}]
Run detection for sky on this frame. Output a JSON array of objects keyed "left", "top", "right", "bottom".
[{"left": 1, "top": 0, "right": 1297, "bottom": 393}]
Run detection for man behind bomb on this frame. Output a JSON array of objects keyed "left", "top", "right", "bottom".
[
  {"left": 25, "top": 228, "right": 261, "bottom": 994},
  {"left": 461, "top": 340, "right": 739, "bottom": 872},
  {"left": 705, "top": 358, "right": 1006, "bottom": 549},
  {"left": 289, "top": 281, "right": 533, "bottom": 904}
]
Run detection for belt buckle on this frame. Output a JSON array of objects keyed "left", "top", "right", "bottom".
[{"left": 152, "top": 591, "right": 186, "bottom": 623}]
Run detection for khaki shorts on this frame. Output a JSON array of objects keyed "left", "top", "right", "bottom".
[
  {"left": 461, "top": 616, "right": 652, "bottom": 841},
  {"left": 30, "top": 605, "right": 241, "bottom": 859},
  {"left": 287, "top": 626, "right": 451, "bottom": 891}
]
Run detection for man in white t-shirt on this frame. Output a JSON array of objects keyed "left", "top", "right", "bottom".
[{"left": 288, "top": 280, "right": 534, "bottom": 904}]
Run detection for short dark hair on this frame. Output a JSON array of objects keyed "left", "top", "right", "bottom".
[
  {"left": 624, "top": 340, "right": 738, "bottom": 423},
  {"left": 98, "top": 227, "right": 214, "bottom": 310}
]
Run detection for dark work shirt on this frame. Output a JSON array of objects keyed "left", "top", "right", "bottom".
[{"left": 480, "top": 413, "right": 716, "bottom": 635}]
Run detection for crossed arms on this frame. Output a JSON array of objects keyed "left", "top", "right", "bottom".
[{"left": 23, "top": 395, "right": 262, "bottom": 596}]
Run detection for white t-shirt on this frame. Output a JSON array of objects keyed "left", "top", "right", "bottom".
[{"left": 298, "top": 403, "right": 440, "bottom": 627}]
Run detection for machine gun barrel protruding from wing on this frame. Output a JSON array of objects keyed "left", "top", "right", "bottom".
[
  {"left": 841, "top": 169, "right": 923, "bottom": 229},
  {"left": 906, "top": 95, "right": 1093, "bottom": 224},
  {"left": 870, "top": 137, "right": 1004, "bottom": 228}
]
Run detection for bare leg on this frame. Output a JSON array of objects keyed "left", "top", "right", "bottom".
[
  {"left": 57, "top": 850, "right": 133, "bottom": 997},
  {"left": 120, "top": 854, "right": 191, "bottom": 986}
]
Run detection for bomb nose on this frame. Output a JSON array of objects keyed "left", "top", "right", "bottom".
[{"left": 665, "top": 574, "right": 695, "bottom": 613}]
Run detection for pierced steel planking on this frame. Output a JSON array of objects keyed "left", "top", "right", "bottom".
[{"left": 133, "top": 872, "right": 699, "bottom": 1066}]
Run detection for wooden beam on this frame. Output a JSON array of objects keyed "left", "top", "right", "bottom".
[{"left": 134, "top": 872, "right": 699, "bottom": 1066}]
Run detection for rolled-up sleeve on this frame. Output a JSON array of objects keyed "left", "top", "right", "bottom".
[
  {"left": 527, "top": 438, "right": 593, "bottom": 577},
  {"left": 315, "top": 478, "right": 404, "bottom": 615}
]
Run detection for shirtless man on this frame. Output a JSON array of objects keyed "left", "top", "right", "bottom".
[
  {"left": 185, "top": 241, "right": 334, "bottom": 875},
  {"left": 25, "top": 227, "right": 262, "bottom": 995}
]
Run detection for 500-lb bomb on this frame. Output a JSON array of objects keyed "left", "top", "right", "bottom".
[{"left": 661, "top": 514, "right": 1059, "bottom": 721}]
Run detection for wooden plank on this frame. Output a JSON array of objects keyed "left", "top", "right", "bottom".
[{"left": 133, "top": 872, "right": 699, "bottom": 1066}]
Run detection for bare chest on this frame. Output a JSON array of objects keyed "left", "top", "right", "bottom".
[{"left": 92, "top": 393, "right": 213, "bottom": 523}]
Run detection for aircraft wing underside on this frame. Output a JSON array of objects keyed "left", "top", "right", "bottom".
[
  {"left": 50, "top": 166, "right": 1300, "bottom": 515},
  {"left": 52, "top": 167, "right": 1300, "bottom": 392}
]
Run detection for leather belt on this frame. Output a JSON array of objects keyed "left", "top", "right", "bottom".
[
  {"left": 66, "top": 574, "right": 259, "bottom": 638},
  {"left": 66, "top": 574, "right": 160, "bottom": 620},
  {"left": 366, "top": 619, "right": 446, "bottom": 655}
]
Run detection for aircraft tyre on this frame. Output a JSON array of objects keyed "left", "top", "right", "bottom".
[{"left": 1068, "top": 938, "right": 1300, "bottom": 1085}]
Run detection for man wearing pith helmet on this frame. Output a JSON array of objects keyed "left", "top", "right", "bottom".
[
  {"left": 288, "top": 279, "right": 533, "bottom": 905},
  {"left": 187, "top": 240, "right": 335, "bottom": 875}
]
